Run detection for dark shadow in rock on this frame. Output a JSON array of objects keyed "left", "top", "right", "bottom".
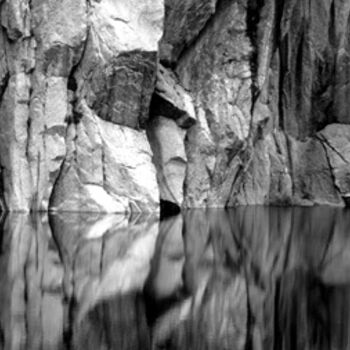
[{"left": 160, "top": 200, "right": 181, "bottom": 219}]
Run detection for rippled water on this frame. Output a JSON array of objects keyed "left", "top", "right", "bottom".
[{"left": 0, "top": 207, "right": 350, "bottom": 349}]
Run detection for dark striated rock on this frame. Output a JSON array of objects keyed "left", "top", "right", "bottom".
[
  {"left": 159, "top": 0, "right": 218, "bottom": 65},
  {"left": 150, "top": 65, "right": 196, "bottom": 128},
  {"left": 76, "top": 0, "right": 163, "bottom": 130},
  {"left": 273, "top": 0, "right": 350, "bottom": 138}
]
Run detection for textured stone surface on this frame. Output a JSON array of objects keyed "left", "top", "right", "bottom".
[
  {"left": 170, "top": 0, "right": 350, "bottom": 207},
  {"left": 0, "top": 73, "right": 32, "bottom": 211},
  {"left": 0, "top": 0, "right": 163, "bottom": 212},
  {"left": 50, "top": 102, "right": 159, "bottom": 213},
  {"left": 230, "top": 131, "right": 343, "bottom": 206},
  {"left": 150, "top": 65, "right": 196, "bottom": 128},
  {"left": 159, "top": 0, "right": 218, "bottom": 65},
  {"left": 1, "top": 0, "right": 350, "bottom": 210},
  {"left": 272, "top": 0, "right": 350, "bottom": 138},
  {"left": 76, "top": 0, "right": 163, "bottom": 129},
  {"left": 147, "top": 116, "right": 187, "bottom": 206},
  {"left": 319, "top": 124, "right": 350, "bottom": 201},
  {"left": 176, "top": 0, "right": 254, "bottom": 207}
]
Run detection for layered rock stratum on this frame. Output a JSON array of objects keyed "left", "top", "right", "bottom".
[{"left": 0, "top": 0, "right": 349, "bottom": 212}]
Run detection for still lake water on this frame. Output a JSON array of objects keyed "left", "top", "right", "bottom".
[{"left": 0, "top": 207, "right": 350, "bottom": 350}]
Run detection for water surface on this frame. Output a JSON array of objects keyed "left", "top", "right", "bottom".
[{"left": 0, "top": 207, "right": 350, "bottom": 349}]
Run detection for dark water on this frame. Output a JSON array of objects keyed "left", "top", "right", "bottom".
[{"left": 0, "top": 207, "right": 350, "bottom": 350}]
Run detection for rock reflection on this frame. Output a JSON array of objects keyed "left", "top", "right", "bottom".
[
  {"left": 148, "top": 207, "right": 350, "bottom": 350},
  {"left": 0, "top": 207, "right": 350, "bottom": 349},
  {"left": 50, "top": 212, "right": 159, "bottom": 350},
  {"left": 0, "top": 214, "right": 64, "bottom": 350}
]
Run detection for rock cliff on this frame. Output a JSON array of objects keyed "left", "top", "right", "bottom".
[{"left": 0, "top": 0, "right": 349, "bottom": 211}]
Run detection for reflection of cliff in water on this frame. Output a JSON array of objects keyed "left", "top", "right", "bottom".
[{"left": 0, "top": 207, "right": 349, "bottom": 349}]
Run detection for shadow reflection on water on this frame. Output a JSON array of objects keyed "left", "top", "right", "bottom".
[{"left": 0, "top": 207, "right": 350, "bottom": 349}]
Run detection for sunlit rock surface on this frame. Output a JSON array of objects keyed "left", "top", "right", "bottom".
[
  {"left": 0, "top": 0, "right": 163, "bottom": 212},
  {"left": 50, "top": 102, "right": 159, "bottom": 213},
  {"left": 1, "top": 208, "right": 350, "bottom": 349},
  {"left": 147, "top": 117, "right": 187, "bottom": 207},
  {"left": 1, "top": 0, "right": 350, "bottom": 210}
]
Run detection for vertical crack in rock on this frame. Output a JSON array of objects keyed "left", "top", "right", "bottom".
[
  {"left": 48, "top": 19, "right": 90, "bottom": 210},
  {"left": 285, "top": 135, "right": 295, "bottom": 198},
  {"left": 0, "top": 72, "right": 9, "bottom": 102},
  {"left": 275, "top": 2, "right": 285, "bottom": 132},
  {"left": 246, "top": 0, "right": 265, "bottom": 103}
]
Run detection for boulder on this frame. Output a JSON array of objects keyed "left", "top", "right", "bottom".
[
  {"left": 76, "top": 0, "right": 163, "bottom": 129},
  {"left": 147, "top": 116, "right": 187, "bottom": 206},
  {"left": 50, "top": 102, "right": 160, "bottom": 213},
  {"left": 231, "top": 131, "right": 343, "bottom": 206}
]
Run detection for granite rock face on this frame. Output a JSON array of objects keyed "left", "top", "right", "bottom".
[
  {"left": 50, "top": 102, "right": 159, "bottom": 213},
  {"left": 147, "top": 116, "right": 187, "bottom": 207},
  {"left": 159, "top": 0, "right": 218, "bottom": 65},
  {"left": 0, "top": 0, "right": 163, "bottom": 212},
  {"left": 0, "top": 0, "right": 350, "bottom": 211},
  {"left": 169, "top": 0, "right": 350, "bottom": 207}
]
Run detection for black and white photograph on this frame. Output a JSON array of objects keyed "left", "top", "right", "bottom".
[{"left": 0, "top": 0, "right": 350, "bottom": 349}]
